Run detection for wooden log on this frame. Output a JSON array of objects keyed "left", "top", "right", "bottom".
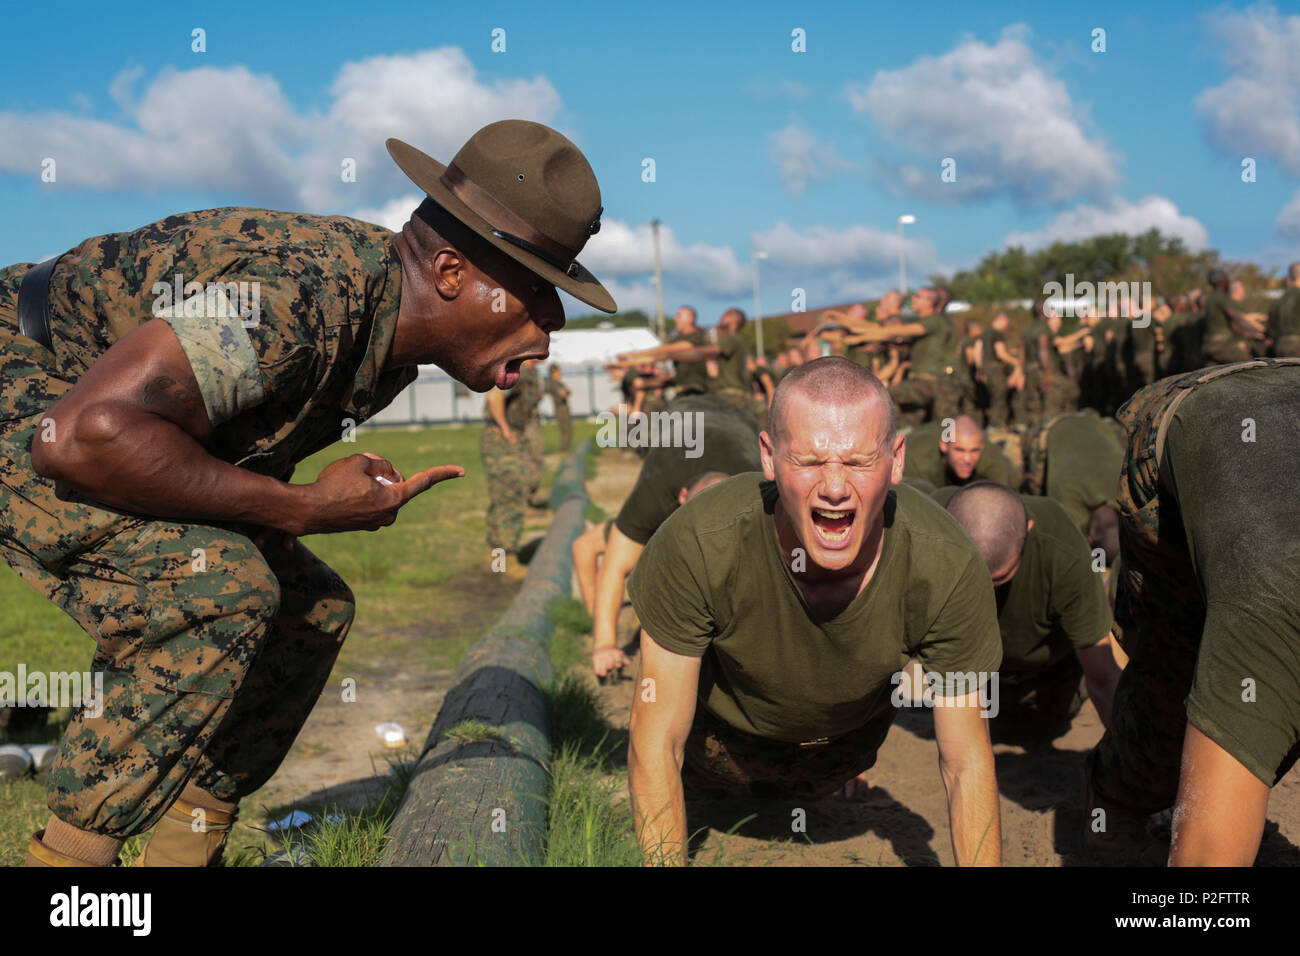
[{"left": 383, "top": 449, "right": 589, "bottom": 866}]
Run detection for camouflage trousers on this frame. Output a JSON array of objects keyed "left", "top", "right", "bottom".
[
  {"left": 1088, "top": 360, "right": 1300, "bottom": 813},
  {"left": 480, "top": 421, "right": 543, "bottom": 552},
  {"left": 889, "top": 372, "right": 964, "bottom": 428},
  {"left": 554, "top": 403, "right": 573, "bottom": 453},
  {"left": 980, "top": 369, "right": 1010, "bottom": 428},
  {"left": 1, "top": 516, "right": 354, "bottom": 838},
  {"left": 1018, "top": 368, "right": 1078, "bottom": 424},
  {"left": 682, "top": 705, "right": 893, "bottom": 801}
]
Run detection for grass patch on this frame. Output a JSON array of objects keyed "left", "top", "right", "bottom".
[{"left": 443, "top": 719, "right": 508, "bottom": 745}]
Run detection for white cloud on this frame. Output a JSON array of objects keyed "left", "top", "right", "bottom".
[
  {"left": 1276, "top": 189, "right": 1300, "bottom": 238},
  {"left": 351, "top": 193, "right": 424, "bottom": 232},
  {"left": 578, "top": 219, "right": 750, "bottom": 297},
  {"left": 846, "top": 24, "right": 1119, "bottom": 204},
  {"left": 1002, "top": 196, "right": 1209, "bottom": 250},
  {"left": 770, "top": 123, "right": 857, "bottom": 195},
  {"left": 0, "top": 49, "right": 564, "bottom": 211},
  {"left": 1196, "top": 3, "right": 1300, "bottom": 175}
]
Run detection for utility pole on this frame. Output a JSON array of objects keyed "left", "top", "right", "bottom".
[{"left": 752, "top": 251, "right": 768, "bottom": 357}]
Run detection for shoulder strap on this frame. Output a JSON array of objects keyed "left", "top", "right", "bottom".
[{"left": 17, "top": 256, "right": 63, "bottom": 351}]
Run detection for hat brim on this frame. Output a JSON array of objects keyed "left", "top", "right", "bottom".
[{"left": 386, "top": 138, "right": 617, "bottom": 314}]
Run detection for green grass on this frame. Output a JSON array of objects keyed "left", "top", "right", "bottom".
[{"left": 443, "top": 719, "right": 508, "bottom": 744}]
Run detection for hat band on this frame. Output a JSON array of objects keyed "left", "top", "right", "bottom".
[{"left": 440, "top": 163, "right": 579, "bottom": 270}]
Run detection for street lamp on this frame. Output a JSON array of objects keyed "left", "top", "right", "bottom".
[
  {"left": 752, "top": 250, "right": 768, "bottom": 357},
  {"left": 898, "top": 214, "right": 915, "bottom": 295}
]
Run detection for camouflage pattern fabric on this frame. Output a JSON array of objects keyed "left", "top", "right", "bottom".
[
  {"left": 1088, "top": 359, "right": 1300, "bottom": 813},
  {"left": 888, "top": 371, "right": 964, "bottom": 428},
  {"left": 481, "top": 364, "right": 544, "bottom": 551},
  {"left": 0, "top": 210, "right": 416, "bottom": 836},
  {"left": 1, "top": 520, "right": 353, "bottom": 836},
  {"left": 545, "top": 374, "right": 573, "bottom": 452},
  {"left": 1022, "top": 410, "right": 1081, "bottom": 495},
  {"left": 682, "top": 704, "right": 893, "bottom": 801}
]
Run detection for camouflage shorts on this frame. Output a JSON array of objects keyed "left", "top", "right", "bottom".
[{"left": 682, "top": 706, "right": 893, "bottom": 801}]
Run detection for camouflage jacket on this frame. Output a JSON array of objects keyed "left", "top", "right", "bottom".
[{"left": 0, "top": 208, "right": 416, "bottom": 564}]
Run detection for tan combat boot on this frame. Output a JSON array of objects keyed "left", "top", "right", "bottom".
[
  {"left": 26, "top": 829, "right": 114, "bottom": 867},
  {"left": 133, "top": 797, "right": 236, "bottom": 867}
]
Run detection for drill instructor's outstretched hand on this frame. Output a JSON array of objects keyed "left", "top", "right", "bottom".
[{"left": 299, "top": 452, "right": 465, "bottom": 535}]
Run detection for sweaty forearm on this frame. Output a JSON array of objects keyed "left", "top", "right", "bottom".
[
  {"left": 628, "top": 744, "right": 688, "bottom": 865},
  {"left": 32, "top": 405, "right": 310, "bottom": 534},
  {"left": 944, "top": 758, "right": 1001, "bottom": 866}
]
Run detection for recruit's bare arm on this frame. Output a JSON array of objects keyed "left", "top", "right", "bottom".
[
  {"left": 1076, "top": 629, "right": 1124, "bottom": 730},
  {"left": 591, "top": 523, "right": 642, "bottom": 676},
  {"left": 1168, "top": 725, "right": 1269, "bottom": 866},
  {"left": 932, "top": 688, "right": 1002, "bottom": 865},
  {"left": 628, "top": 630, "right": 701, "bottom": 865},
  {"left": 30, "top": 319, "right": 460, "bottom": 536}
]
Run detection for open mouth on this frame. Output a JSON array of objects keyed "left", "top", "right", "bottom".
[
  {"left": 497, "top": 349, "right": 550, "bottom": 390},
  {"left": 811, "top": 506, "right": 856, "bottom": 547}
]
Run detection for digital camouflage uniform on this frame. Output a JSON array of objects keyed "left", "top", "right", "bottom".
[
  {"left": 1088, "top": 358, "right": 1300, "bottom": 814},
  {"left": 481, "top": 362, "right": 544, "bottom": 551},
  {"left": 545, "top": 372, "right": 572, "bottom": 453},
  {"left": 0, "top": 207, "right": 417, "bottom": 837},
  {"left": 979, "top": 326, "right": 1012, "bottom": 428}
]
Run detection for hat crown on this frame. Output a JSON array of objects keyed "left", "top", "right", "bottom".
[{"left": 450, "top": 120, "right": 602, "bottom": 257}]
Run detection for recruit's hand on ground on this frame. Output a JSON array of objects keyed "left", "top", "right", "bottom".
[
  {"left": 839, "top": 771, "right": 871, "bottom": 799},
  {"left": 297, "top": 452, "right": 464, "bottom": 534},
  {"left": 592, "top": 646, "right": 631, "bottom": 679}
]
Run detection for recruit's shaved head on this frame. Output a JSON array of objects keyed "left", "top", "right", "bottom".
[
  {"left": 685, "top": 470, "right": 729, "bottom": 498},
  {"left": 947, "top": 414, "right": 984, "bottom": 443},
  {"left": 767, "top": 356, "right": 896, "bottom": 449},
  {"left": 946, "top": 481, "right": 1030, "bottom": 578},
  {"left": 1088, "top": 504, "right": 1120, "bottom": 564}
]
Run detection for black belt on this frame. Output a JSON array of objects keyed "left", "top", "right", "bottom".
[{"left": 17, "top": 255, "right": 63, "bottom": 351}]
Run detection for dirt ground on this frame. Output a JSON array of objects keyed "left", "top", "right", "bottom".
[
  {"left": 248, "top": 452, "right": 567, "bottom": 825},
  {"left": 582, "top": 447, "right": 1300, "bottom": 867}
]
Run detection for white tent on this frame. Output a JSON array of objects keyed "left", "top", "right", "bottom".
[{"left": 542, "top": 327, "right": 662, "bottom": 369}]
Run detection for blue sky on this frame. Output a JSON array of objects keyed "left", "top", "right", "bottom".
[{"left": 3, "top": 0, "right": 1299, "bottom": 323}]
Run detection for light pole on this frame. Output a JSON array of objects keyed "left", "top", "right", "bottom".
[
  {"left": 898, "top": 214, "right": 915, "bottom": 295},
  {"left": 650, "top": 219, "right": 665, "bottom": 340},
  {"left": 752, "top": 250, "right": 768, "bottom": 357}
]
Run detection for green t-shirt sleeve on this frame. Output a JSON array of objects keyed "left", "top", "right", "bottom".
[
  {"left": 1187, "top": 601, "right": 1300, "bottom": 786},
  {"left": 911, "top": 551, "right": 1003, "bottom": 695},
  {"left": 626, "top": 512, "right": 715, "bottom": 657},
  {"left": 1054, "top": 552, "right": 1114, "bottom": 651}
]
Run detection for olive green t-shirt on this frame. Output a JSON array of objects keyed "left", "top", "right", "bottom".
[
  {"left": 613, "top": 395, "right": 761, "bottom": 544},
  {"left": 1022, "top": 319, "right": 1055, "bottom": 371},
  {"left": 671, "top": 329, "right": 711, "bottom": 393},
  {"left": 1163, "top": 365, "right": 1300, "bottom": 785},
  {"left": 1202, "top": 289, "right": 1234, "bottom": 341},
  {"left": 627, "top": 475, "right": 1003, "bottom": 743},
  {"left": 1044, "top": 412, "right": 1124, "bottom": 536},
  {"left": 902, "top": 420, "right": 1012, "bottom": 488},
  {"left": 907, "top": 314, "right": 956, "bottom": 376},
  {"left": 714, "top": 332, "right": 751, "bottom": 392},
  {"left": 932, "top": 489, "right": 1112, "bottom": 672},
  {"left": 1267, "top": 287, "right": 1300, "bottom": 341},
  {"left": 980, "top": 327, "right": 1007, "bottom": 374}
]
